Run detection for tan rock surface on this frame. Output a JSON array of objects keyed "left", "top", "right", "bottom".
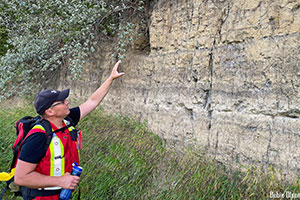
[{"left": 61, "top": 0, "right": 300, "bottom": 181}]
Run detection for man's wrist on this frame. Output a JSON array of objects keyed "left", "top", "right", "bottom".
[
  {"left": 107, "top": 75, "right": 114, "bottom": 82},
  {"left": 57, "top": 176, "right": 65, "bottom": 188}
]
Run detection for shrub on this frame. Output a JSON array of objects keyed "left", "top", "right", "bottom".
[{"left": 0, "top": 0, "right": 149, "bottom": 100}]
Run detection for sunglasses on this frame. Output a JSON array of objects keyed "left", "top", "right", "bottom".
[{"left": 50, "top": 99, "right": 67, "bottom": 108}]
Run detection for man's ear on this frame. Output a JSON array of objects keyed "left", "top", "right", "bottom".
[{"left": 44, "top": 108, "right": 54, "bottom": 117}]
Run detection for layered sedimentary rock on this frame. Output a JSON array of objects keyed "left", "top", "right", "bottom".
[{"left": 61, "top": 0, "right": 300, "bottom": 180}]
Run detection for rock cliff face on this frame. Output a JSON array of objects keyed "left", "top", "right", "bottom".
[{"left": 60, "top": 0, "right": 300, "bottom": 180}]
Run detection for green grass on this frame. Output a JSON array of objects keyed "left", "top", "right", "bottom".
[{"left": 1, "top": 104, "right": 300, "bottom": 199}]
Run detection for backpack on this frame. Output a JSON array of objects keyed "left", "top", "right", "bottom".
[{"left": 0, "top": 115, "right": 75, "bottom": 200}]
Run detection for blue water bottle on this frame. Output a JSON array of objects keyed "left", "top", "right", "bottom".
[{"left": 59, "top": 162, "right": 82, "bottom": 200}]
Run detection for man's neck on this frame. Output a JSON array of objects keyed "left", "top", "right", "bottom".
[{"left": 44, "top": 116, "right": 64, "bottom": 129}]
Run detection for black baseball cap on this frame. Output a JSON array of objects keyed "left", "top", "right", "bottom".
[{"left": 34, "top": 88, "right": 70, "bottom": 115}]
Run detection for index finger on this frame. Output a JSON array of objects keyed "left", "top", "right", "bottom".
[{"left": 114, "top": 60, "right": 121, "bottom": 69}]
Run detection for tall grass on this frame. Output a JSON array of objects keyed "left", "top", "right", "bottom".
[{"left": 0, "top": 104, "right": 300, "bottom": 199}]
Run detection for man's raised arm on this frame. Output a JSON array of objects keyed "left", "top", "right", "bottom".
[{"left": 79, "top": 60, "right": 125, "bottom": 120}]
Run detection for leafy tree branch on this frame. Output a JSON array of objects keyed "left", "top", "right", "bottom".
[{"left": 0, "top": 0, "right": 149, "bottom": 100}]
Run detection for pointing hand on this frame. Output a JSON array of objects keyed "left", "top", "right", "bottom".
[{"left": 110, "top": 60, "right": 125, "bottom": 80}]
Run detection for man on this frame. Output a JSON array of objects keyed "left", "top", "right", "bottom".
[{"left": 14, "top": 61, "right": 124, "bottom": 200}]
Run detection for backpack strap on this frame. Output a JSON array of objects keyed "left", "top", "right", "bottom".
[
  {"left": 0, "top": 186, "right": 8, "bottom": 200},
  {"left": 39, "top": 119, "right": 54, "bottom": 151},
  {"left": 63, "top": 116, "right": 78, "bottom": 141},
  {"left": 38, "top": 118, "right": 73, "bottom": 151}
]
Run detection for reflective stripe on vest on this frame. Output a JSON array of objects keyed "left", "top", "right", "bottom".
[
  {"left": 32, "top": 124, "right": 45, "bottom": 132},
  {"left": 68, "top": 126, "right": 75, "bottom": 132},
  {"left": 49, "top": 133, "right": 65, "bottom": 177}
]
